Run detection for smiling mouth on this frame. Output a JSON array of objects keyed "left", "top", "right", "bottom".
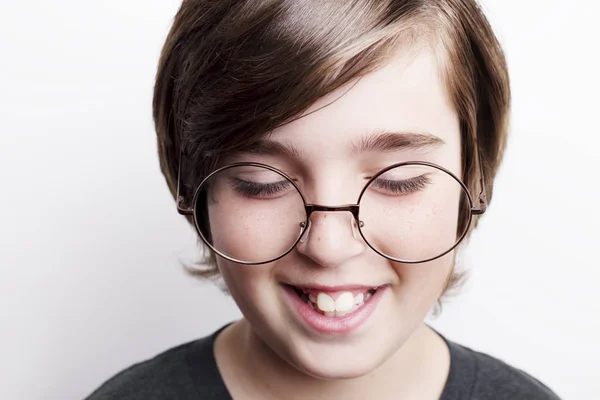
[{"left": 289, "top": 285, "right": 380, "bottom": 318}]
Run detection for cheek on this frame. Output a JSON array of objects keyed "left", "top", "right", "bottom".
[
  {"left": 361, "top": 182, "right": 464, "bottom": 262},
  {"left": 217, "top": 258, "right": 260, "bottom": 298},
  {"left": 391, "top": 252, "right": 455, "bottom": 305},
  {"left": 216, "top": 258, "right": 279, "bottom": 320},
  {"left": 208, "top": 205, "right": 274, "bottom": 262},
  {"left": 207, "top": 194, "right": 305, "bottom": 264}
]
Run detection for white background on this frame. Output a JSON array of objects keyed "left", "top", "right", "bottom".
[{"left": 1, "top": 1, "right": 599, "bottom": 399}]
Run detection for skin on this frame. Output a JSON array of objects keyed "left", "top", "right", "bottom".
[{"left": 212, "top": 43, "right": 462, "bottom": 400}]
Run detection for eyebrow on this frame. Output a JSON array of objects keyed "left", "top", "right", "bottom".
[
  {"left": 349, "top": 129, "right": 445, "bottom": 154},
  {"left": 236, "top": 129, "right": 444, "bottom": 160},
  {"left": 238, "top": 139, "right": 304, "bottom": 160}
]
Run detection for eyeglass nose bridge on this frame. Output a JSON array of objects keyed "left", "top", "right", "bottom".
[
  {"left": 304, "top": 204, "right": 362, "bottom": 221},
  {"left": 299, "top": 204, "right": 365, "bottom": 243}
]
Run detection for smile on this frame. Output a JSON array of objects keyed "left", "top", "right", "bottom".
[
  {"left": 281, "top": 283, "right": 388, "bottom": 334},
  {"left": 291, "top": 286, "right": 378, "bottom": 317}
]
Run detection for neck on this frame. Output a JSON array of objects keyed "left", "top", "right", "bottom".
[{"left": 215, "top": 319, "right": 450, "bottom": 400}]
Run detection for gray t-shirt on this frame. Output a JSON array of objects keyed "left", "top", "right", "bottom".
[{"left": 86, "top": 324, "right": 561, "bottom": 399}]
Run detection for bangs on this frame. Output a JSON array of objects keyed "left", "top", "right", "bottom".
[{"left": 173, "top": 0, "right": 438, "bottom": 166}]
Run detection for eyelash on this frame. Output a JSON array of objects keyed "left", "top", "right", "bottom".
[
  {"left": 370, "top": 175, "right": 431, "bottom": 195},
  {"left": 231, "top": 179, "right": 292, "bottom": 198},
  {"left": 230, "top": 175, "right": 430, "bottom": 198}
]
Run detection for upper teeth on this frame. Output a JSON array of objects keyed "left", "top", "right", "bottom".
[{"left": 316, "top": 291, "right": 365, "bottom": 313}]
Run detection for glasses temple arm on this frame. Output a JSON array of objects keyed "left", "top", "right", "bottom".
[
  {"left": 472, "top": 145, "right": 488, "bottom": 215},
  {"left": 176, "top": 148, "right": 194, "bottom": 216}
]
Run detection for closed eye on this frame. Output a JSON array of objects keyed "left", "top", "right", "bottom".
[
  {"left": 229, "top": 178, "right": 293, "bottom": 198},
  {"left": 370, "top": 174, "right": 431, "bottom": 195}
]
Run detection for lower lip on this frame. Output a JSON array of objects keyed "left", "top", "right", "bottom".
[{"left": 281, "top": 284, "right": 387, "bottom": 334}]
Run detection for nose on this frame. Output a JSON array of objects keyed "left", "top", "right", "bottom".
[{"left": 295, "top": 209, "right": 367, "bottom": 268}]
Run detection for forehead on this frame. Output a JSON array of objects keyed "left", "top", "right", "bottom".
[{"left": 268, "top": 45, "right": 460, "bottom": 158}]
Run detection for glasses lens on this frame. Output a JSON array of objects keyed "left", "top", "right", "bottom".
[
  {"left": 358, "top": 164, "right": 471, "bottom": 263},
  {"left": 195, "top": 164, "right": 306, "bottom": 264}
]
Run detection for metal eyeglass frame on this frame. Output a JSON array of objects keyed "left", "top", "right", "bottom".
[{"left": 176, "top": 149, "right": 487, "bottom": 265}]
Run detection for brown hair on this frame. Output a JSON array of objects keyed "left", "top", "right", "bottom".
[{"left": 153, "top": 0, "right": 510, "bottom": 302}]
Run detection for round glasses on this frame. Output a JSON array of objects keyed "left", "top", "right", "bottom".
[{"left": 177, "top": 161, "right": 487, "bottom": 265}]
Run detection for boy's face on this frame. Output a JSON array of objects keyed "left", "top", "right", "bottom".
[{"left": 213, "top": 45, "right": 462, "bottom": 378}]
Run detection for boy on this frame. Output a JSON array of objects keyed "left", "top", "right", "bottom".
[{"left": 88, "top": 1, "right": 560, "bottom": 398}]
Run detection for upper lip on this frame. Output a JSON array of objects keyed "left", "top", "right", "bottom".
[{"left": 283, "top": 282, "right": 384, "bottom": 291}]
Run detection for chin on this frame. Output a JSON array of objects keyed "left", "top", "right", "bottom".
[{"left": 285, "top": 339, "right": 389, "bottom": 380}]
